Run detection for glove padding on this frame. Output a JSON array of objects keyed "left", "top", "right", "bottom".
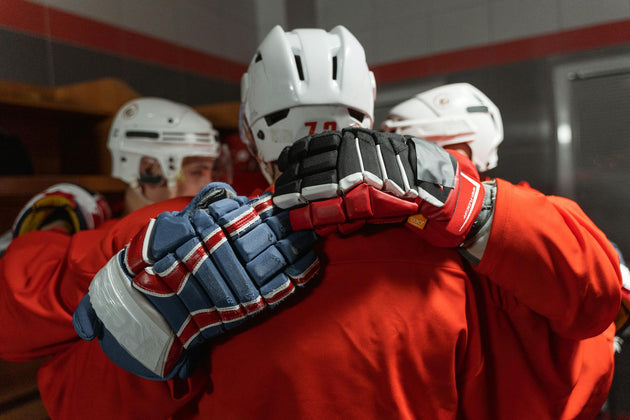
[
  {"left": 273, "top": 127, "right": 485, "bottom": 247},
  {"left": 13, "top": 183, "right": 112, "bottom": 237},
  {"left": 73, "top": 182, "right": 320, "bottom": 380}
]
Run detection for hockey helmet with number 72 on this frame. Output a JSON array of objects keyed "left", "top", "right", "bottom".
[{"left": 239, "top": 25, "right": 376, "bottom": 172}]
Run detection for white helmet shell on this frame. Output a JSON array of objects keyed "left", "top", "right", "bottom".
[
  {"left": 381, "top": 83, "right": 503, "bottom": 172},
  {"left": 108, "top": 97, "right": 220, "bottom": 187},
  {"left": 239, "top": 25, "right": 376, "bottom": 165}
]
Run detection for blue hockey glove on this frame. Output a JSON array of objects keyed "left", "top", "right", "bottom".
[{"left": 73, "top": 182, "right": 320, "bottom": 380}]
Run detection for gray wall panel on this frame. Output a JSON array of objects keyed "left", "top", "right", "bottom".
[
  {"left": 50, "top": 42, "right": 125, "bottom": 86},
  {"left": 0, "top": 29, "right": 50, "bottom": 85},
  {"left": 0, "top": 30, "right": 240, "bottom": 106}
]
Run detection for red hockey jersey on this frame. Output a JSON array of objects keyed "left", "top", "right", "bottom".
[{"left": 0, "top": 179, "right": 621, "bottom": 419}]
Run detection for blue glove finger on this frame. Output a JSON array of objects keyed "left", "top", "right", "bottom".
[
  {"left": 276, "top": 230, "right": 319, "bottom": 264},
  {"left": 246, "top": 246, "right": 287, "bottom": 287},
  {"left": 248, "top": 193, "right": 274, "bottom": 220},
  {"left": 190, "top": 209, "right": 265, "bottom": 314},
  {"left": 179, "top": 182, "right": 238, "bottom": 215},
  {"left": 285, "top": 250, "right": 320, "bottom": 287},
  {"left": 152, "top": 252, "right": 221, "bottom": 346},
  {"left": 173, "top": 236, "right": 245, "bottom": 331},
  {"left": 232, "top": 223, "right": 277, "bottom": 262}
]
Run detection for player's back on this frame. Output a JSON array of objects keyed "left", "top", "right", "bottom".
[{"left": 196, "top": 225, "right": 484, "bottom": 419}]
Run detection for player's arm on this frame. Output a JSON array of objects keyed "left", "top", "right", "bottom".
[
  {"left": 272, "top": 128, "right": 621, "bottom": 338},
  {"left": 73, "top": 182, "right": 321, "bottom": 380},
  {"left": 474, "top": 181, "right": 622, "bottom": 339},
  {"left": 0, "top": 184, "right": 113, "bottom": 360}
]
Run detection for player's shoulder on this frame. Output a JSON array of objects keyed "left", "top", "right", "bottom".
[{"left": 320, "top": 224, "right": 466, "bottom": 271}]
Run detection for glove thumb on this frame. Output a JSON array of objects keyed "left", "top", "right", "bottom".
[{"left": 73, "top": 294, "right": 102, "bottom": 341}]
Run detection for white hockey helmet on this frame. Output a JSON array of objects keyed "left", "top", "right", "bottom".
[
  {"left": 108, "top": 97, "right": 220, "bottom": 187},
  {"left": 381, "top": 83, "right": 503, "bottom": 172},
  {"left": 239, "top": 25, "right": 376, "bottom": 169}
]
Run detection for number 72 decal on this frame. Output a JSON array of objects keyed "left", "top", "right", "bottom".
[{"left": 304, "top": 121, "right": 337, "bottom": 135}]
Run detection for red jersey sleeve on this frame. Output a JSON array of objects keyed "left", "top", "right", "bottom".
[
  {"left": 0, "top": 197, "right": 191, "bottom": 361},
  {"left": 474, "top": 178, "right": 622, "bottom": 339}
]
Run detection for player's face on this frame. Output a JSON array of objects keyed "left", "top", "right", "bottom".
[
  {"left": 442, "top": 142, "right": 472, "bottom": 160},
  {"left": 138, "top": 155, "right": 215, "bottom": 202},
  {"left": 175, "top": 156, "right": 216, "bottom": 197}
]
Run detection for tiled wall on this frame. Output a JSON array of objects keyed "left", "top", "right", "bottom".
[
  {"left": 25, "top": 0, "right": 263, "bottom": 63},
  {"left": 313, "top": 0, "right": 630, "bottom": 64}
]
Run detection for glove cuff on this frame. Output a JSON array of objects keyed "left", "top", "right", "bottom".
[{"left": 89, "top": 251, "right": 179, "bottom": 378}]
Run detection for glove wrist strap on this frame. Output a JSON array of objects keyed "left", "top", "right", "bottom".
[{"left": 459, "top": 180, "right": 496, "bottom": 264}]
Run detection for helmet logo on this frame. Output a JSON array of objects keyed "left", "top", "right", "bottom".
[
  {"left": 122, "top": 103, "right": 139, "bottom": 120},
  {"left": 435, "top": 94, "right": 451, "bottom": 108}
]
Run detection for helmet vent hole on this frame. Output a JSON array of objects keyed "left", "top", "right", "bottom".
[
  {"left": 294, "top": 55, "right": 305, "bottom": 81},
  {"left": 348, "top": 108, "right": 365, "bottom": 122},
  {"left": 168, "top": 118, "right": 174, "bottom": 123},
  {"left": 332, "top": 56, "right": 338, "bottom": 80},
  {"left": 466, "top": 106, "right": 488, "bottom": 113},
  {"left": 264, "top": 108, "right": 290, "bottom": 126},
  {"left": 255, "top": 52, "right": 262, "bottom": 63},
  {"left": 126, "top": 131, "right": 159, "bottom": 139},
  {"left": 257, "top": 130, "right": 265, "bottom": 140}
]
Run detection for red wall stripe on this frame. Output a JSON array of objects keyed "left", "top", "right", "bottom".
[
  {"left": 372, "top": 20, "right": 630, "bottom": 84},
  {"left": 0, "top": 0, "right": 46, "bottom": 35},
  {"left": 0, "top": 0, "right": 246, "bottom": 83},
  {"left": 1, "top": 0, "right": 629, "bottom": 85}
]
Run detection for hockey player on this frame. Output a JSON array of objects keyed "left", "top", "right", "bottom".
[
  {"left": 7, "top": 27, "right": 621, "bottom": 419},
  {"left": 272, "top": 83, "right": 623, "bottom": 418},
  {"left": 0, "top": 96, "right": 320, "bottom": 417},
  {"left": 0, "top": 97, "right": 226, "bottom": 360}
]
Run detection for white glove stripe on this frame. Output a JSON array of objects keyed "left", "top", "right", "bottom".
[
  {"left": 289, "top": 257, "right": 320, "bottom": 286},
  {"left": 354, "top": 136, "right": 366, "bottom": 174},
  {"left": 375, "top": 144, "right": 388, "bottom": 186},
  {"left": 339, "top": 173, "right": 364, "bottom": 192},
  {"left": 241, "top": 296, "right": 265, "bottom": 315},
  {"left": 153, "top": 260, "right": 191, "bottom": 296},
  {"left": 301, "top": 184, "right": 339, "bottom": 201},
  {"left": 217, "top": 304, "right": 247, "bottom": 324},
  {"left": 194, "top": 310, "right": 223, "bottom": 334},
  {"left": 273, "top": 192, "right": 303, "bottom": 209},
  {"left": 396, "top": 155, "right": 412, "bottom": 194},
  {"left": 223, "top": 208, "right": 259, "bottom": 238},
  {"left": 176, "top": 315, "right": 200, "bottom": 349},
  {"left": 142, "top": 218, "right": 156, "bottom": 267},
  {"left": 124, "top": 220, "right": 154, "bottom": 275},
  {"left": 263, "top": 279, "right": 295, "bottom": 305},
  {"left": 203, "top": 227, "right": 227, "bottom": 254},
  {"left": 416, "top": 187, "right": 445, "bottom": 208},
  {"left": 251, "top": 196, "right": 273, "bottom": 215},
  {"left": 133, "top": 267, "right": 177, "bottom": 298},
  {"left": 458, "top": 172, "right": 481, "bottom": 233},
  {"left": 178, "top": 241, "right": 210, "bottom": 276},
  {"left": 90, "top": 253, "right": 176, "bottom": 376}
]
